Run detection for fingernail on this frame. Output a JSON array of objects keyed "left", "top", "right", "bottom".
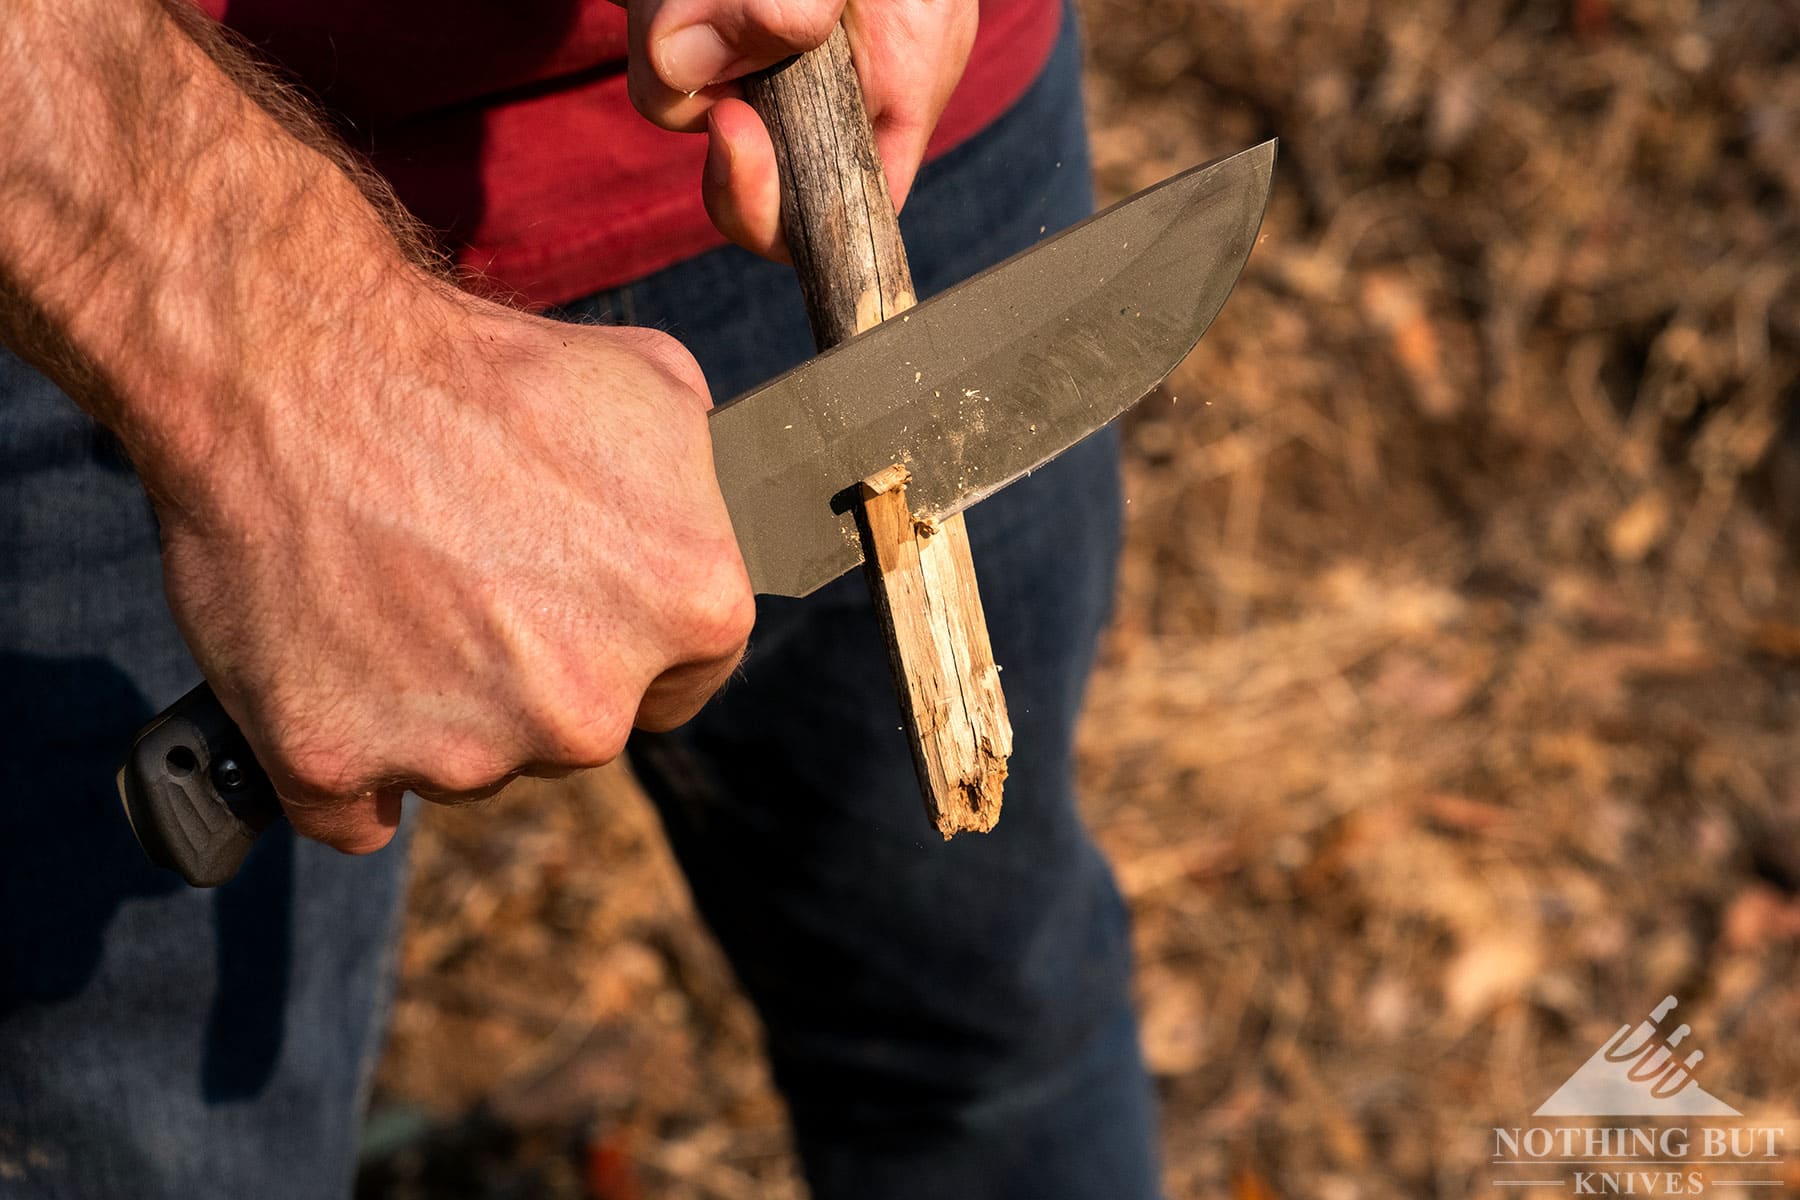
[{"left": 656, "top": 23, "right": 733, "bottom": 94}]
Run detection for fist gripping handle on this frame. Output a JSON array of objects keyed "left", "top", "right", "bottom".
[
  {"left": 118, "top": 22, "right": 954, "bottom": 885},
  {"left": 117, "top": 683, "right": 282, "bottom": 887}
]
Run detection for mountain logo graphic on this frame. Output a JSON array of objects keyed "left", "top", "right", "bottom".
[{"left": 1535, "top": 996, "right": 1741, "bottom": 1117}]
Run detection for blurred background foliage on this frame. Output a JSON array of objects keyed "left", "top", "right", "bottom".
[{"left": 360, "top": 2, "right": 1800, "bottom": 1196}]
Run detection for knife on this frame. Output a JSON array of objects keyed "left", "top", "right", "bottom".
[{"left": 118, "top": 80, "right": 1274, "bottom": 887}]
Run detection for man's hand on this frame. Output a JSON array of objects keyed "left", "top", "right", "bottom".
[
  {"left": 157, "top": 295, "right": 753, "bottom": 854},
  {"left": 618, "top": 0, "right": 980, "bottom": 259},
  {"left": 0, "top": 0, "right": 753, "bottom": 854}
]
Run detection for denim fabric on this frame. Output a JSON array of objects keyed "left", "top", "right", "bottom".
[
  {"left": 0, "top": 6, "right": 1159, "bottom": 1197},
  {"left": 0, "top": 405, "right": 413, "bottom": 1198}
]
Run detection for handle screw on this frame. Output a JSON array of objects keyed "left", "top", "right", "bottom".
[{"left": 211, "top": 757, "right": 248, "bottom": 793}]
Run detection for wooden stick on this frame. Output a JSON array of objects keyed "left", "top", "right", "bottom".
[
  {"left": 742, "top": 25, "right": 914, "bottom": 344},
  {"left": 745, "top": 27, "right": 1013, "bottom": 835},
  {"left": 854, "top": 466, "right": 1009, "bottom": 835}
]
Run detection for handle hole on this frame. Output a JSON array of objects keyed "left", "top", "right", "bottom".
[{"left": 165, "top": 745, "right": 199, "bottom": 777}]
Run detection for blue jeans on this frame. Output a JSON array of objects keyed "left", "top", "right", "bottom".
[{"left": 0, "top": 10, "right": 1159, "bottom": 1198}]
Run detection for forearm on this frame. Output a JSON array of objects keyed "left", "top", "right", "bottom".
[{"left": 0, "top": 0, "right": 445, "bottom": 495}]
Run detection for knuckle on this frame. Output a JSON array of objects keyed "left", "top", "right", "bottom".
[
  {"left": 276, "top": 740, "right": 360, "bottom": 799},
  {"left": 682, "top": 558, "right": 756, "bottom": 662},
  {"left": 521, "top": 676, "right": 634, "bottom": 767},
  {"left": 618, "top": 327, "right": 711, "bottom": 402},
  {"left": 543, "top": 701, "right": 632, "bottom": 767},
  {"left": 315, "top": 820, "right": 396, "bottom": 857},
  {"left": 758, "top": 0, "right": 836, "bottom": 49},
  {"left": 280, "top": 793, "right": 397, "bottom": 856},
  {"left": 416, "top": 751, "right": 511, "bottom": 797},
  {"left": 254, "top": 696, "right": 364, "bottom": 797}
]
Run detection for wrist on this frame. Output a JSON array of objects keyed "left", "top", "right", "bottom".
[
  {"left": 155, "top": 247, "right": 450, "bottom": 472},
  {"left": 0, "top": 0, "right": 470, "bottom": 515}
]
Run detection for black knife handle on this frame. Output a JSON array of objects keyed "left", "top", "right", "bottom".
[{"left": 117, "top": 682, "right": 282, "bottom": 887}]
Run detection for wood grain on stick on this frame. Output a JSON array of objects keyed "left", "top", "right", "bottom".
[
  {"left": 855, "top": 466, "right": 1010, "bottom": 836},
  {"left": 743, "top": 25, "right": 915, "bottom": 346},
  {"left": 745, "top": 26, "right": 1012, "bottom": 836}
]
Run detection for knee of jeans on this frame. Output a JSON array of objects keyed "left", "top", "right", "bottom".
[
  {"left": 966, "top": 862, "right": 1137, "bottom": 1086},
  {"left": 772, "top": 848, "right": 1139, "bottom": 1128}
]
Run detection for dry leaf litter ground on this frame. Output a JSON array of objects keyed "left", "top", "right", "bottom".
[{"left": 359, "top": 2, "right": 1800, "bottom": 1197}]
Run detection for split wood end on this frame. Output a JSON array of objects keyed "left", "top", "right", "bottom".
[{"left": 854, "top": 469, "right": 1012, "bottom": 838}]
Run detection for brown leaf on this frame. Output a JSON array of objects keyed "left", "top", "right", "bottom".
[
  {"left": 585, "top": 1133, "right": 643, "bottom": 1200},
  {"left": 1139, "top": 966, "right": 1210, "bottom": 1077},
  {"left": 1233, "top": 1166, "right": 1283, "bottom": 1200},
  {"left": 1606, "top": 490, "right": 1670, "bottom": 563},
  {"left": 1360, "top": 271, "right": 1459, "bottom": 418},
  {"left": 1722, "top": 885, "right": 1800, "bottom": 950},
  {"left": 1444, "top": 932, "right": 1541, "bottom": 1026}
]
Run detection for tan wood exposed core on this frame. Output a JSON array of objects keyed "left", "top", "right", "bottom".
[
  {"left": 854, "top": 466, "right": 1010, "bottom": 836},
  {"left": 745, "top": 25, "right": 1012, "bottom": 835}
]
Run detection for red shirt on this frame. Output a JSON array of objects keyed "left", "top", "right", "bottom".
[{"left": 199, "top": 0, "right": 1061, "bottom": 307}]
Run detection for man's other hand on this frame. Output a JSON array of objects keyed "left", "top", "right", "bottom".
[{"left": 615, "top": 0, "right": 979, "bottom": 260}]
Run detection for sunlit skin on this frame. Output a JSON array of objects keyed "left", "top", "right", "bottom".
[{"left": 0, "top": 0, "right": 973, "bottom": 853}]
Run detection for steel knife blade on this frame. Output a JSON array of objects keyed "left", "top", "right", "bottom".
[{"left": 715, "top": 138, "right": 1276, "bottom": 597}]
